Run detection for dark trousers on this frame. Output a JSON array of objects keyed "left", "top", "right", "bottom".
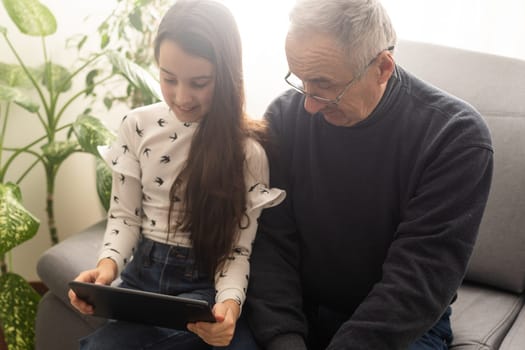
[{"left": 408, "top": 307, "right": 452, "bottom": 350}]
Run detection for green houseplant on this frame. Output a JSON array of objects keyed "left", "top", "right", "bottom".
[
  {"left": 0, "top": 0, "right": 161, "bottom": 348},
  {"left": 96, "top": 0, "right": 170, "bottom": 110}
]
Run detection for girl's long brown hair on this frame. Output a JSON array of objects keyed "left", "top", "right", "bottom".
[{"left": 155, "top": 0, "right": 266, "bottom": 277}]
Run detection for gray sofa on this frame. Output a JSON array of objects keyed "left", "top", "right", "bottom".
[{"left": 35, "top": 40, "right": 525, "bottom": 349}]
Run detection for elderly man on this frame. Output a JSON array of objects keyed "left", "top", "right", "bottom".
[{"left": 246, "top": 0, "right": 493, "bottom": 349}]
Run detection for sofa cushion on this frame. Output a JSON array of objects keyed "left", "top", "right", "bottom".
[
  {"left": 450, "top": 283, "right": 524, "bottom": 350},
  {"left": 36, "top": 220, "right": 106, "bottom": 305},
  {"left": 394, "top": 41, "right": 525, "bottom": 115},
  {"left": 395, "top": 41, "right": 525, "bottom": 293}
]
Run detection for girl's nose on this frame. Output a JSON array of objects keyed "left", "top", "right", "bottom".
[{"left": 174, "top": 85, "right": 193, "bottom": 106}]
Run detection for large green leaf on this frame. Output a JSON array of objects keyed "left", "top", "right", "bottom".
[
  {"left": 41, "top": 140, "right": 78, "bottom": 167},
  {"left": 2, "top": 0, "right": 57, "bottom": 36},
  {"left": 85, "top": 68, "right": 100, "bottom": 95},
  {"left": 0, "top": 272, "right": 40, "bottom": 350},
  {"left": 128, "top": 8, "right": 143, "bottom": 32},
  {"left": 40, "top": 62, "right": 72, "bottom": 93},
  {"left": 96, "top": 157, "right": 112, "bottom": 212},
  {"left": 73, "top": 114, "right": 116, "bottom": 157},
  {"left": 0, "top": 62, "right": 33, "bottom": 88},
  {"left": 0, "top": 84, "right": 39, "bottom": 113},
  {"left": 106, "top": 50, "right": 162, "bottom": 101},
  {"left": 0, "top": 183, "right": 40, "bottom": 256}
]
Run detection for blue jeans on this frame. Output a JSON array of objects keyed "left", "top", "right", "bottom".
[
  {"left": 408, "top": 307, "right": 453, "bottom": 350},
  {"left": 80, "top": 238, "right": 259, "bottom": 350}
]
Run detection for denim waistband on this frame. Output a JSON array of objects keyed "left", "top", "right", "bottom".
[
  {"left": 120, "top": 237, "right": 213, "bottom": 297},
  {"left": 138, "top": 237, "right": 195, "bottom": 267}
]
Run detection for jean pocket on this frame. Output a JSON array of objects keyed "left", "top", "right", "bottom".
[{"left": 120, "top": 239, "right": 155, "bottom": 290}]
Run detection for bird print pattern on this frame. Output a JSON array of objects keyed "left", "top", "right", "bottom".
[{"left": 97, "top": 102, "right": 286, "bottom": 307}]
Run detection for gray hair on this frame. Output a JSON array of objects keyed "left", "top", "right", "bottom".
[{"left": 289, "top": 0, "right": 397, "bottom": 74}]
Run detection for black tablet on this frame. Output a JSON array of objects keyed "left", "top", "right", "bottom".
[{"left": 69, "top": 281, "right": 215, "bottom": 329}]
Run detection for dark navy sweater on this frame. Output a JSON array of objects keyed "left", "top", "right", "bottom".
[{"left": 247, "top": 66, "right": 493, "bottom": 349}]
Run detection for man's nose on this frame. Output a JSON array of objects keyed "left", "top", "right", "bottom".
[{"left": 304, "top": 95, "right": 326, "bottom": 114}]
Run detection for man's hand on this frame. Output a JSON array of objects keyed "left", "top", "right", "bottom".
[
  {"left": 187, "top": 299, "right": 241, "bottom": 346},
  {"left": 68, "top": 258, "right": 118, "bottom": 315}
]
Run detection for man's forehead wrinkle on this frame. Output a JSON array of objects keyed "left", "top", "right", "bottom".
[{"left": 287, "top": 36, "right": 346, "bottom": 80}]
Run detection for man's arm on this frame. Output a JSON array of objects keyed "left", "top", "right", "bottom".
[{"left": 327, "top": 143, "right": 494, "bottom": 349}]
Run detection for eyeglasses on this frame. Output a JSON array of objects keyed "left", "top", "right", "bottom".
[{"left": 284, "top": 46, "right": 395, "bottom": 106}]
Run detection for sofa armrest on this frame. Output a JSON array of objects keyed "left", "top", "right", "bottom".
[{"left": 36, "top": 220, "right": 106, "bottom": 306}]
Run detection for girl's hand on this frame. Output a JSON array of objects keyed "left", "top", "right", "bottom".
[
  {"left": 187, "top": 299, "right": 241, "bottom": 346},
  {"left": 67, "top": 258, "right": 118, "bottom": 315}
]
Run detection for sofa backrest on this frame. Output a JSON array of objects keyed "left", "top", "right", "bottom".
[{"left": 395, "top": 40, "right": 525, "bottom": 294}]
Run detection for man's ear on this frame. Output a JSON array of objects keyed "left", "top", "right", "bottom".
[{"left": 376, "top": 51, "right": 395, "bottom": 84}]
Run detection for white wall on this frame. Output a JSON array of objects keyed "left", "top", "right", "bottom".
[
  {"left": 381, "top": 0, "right": 525, "bottom": 61},
  {"left": 1, "top": 0, "right": 524, "bottom": 280}
]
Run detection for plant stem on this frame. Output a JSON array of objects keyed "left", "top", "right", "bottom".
[
  {"left": 16, "top": 158, "right": 42, "bottom": 185},
  {"left": 62, "top": 52, "right": 106, "bottom": 89},
  {"left": 42, "top": 36, "right": 57, "bottom": 134},
  {"left": 1, "top": 142, "right": 44, "bottom": 181},
  {"left": 36, "top": 110, "right": 51, "bottom": 135},
  {"left": 55, "top": 74, "right": 115, "bottom": 126},
  {"left": 51, "top": 52, "right": 107, "bottom": 127},
  {"left": 45, "top": 163, "right": 58, "bottom": 245},
  {"left": 0, "top": 103, "right": 10, "bottom": 176},
  {"left": 0, "top": 124, "right": 73, "bottom": 180}
]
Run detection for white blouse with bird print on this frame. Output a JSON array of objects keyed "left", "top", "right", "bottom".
[{"left": 98, "top": 101, "right": 285, "bottom": 308}]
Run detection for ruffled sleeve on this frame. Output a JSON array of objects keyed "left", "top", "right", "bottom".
[{"left": 245, "top": 138, "right": 286, "bottom": 211}]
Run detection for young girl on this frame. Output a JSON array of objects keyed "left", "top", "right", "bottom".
[{"left": 68, "top": 1, "right": 284, "bottom": 349}]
